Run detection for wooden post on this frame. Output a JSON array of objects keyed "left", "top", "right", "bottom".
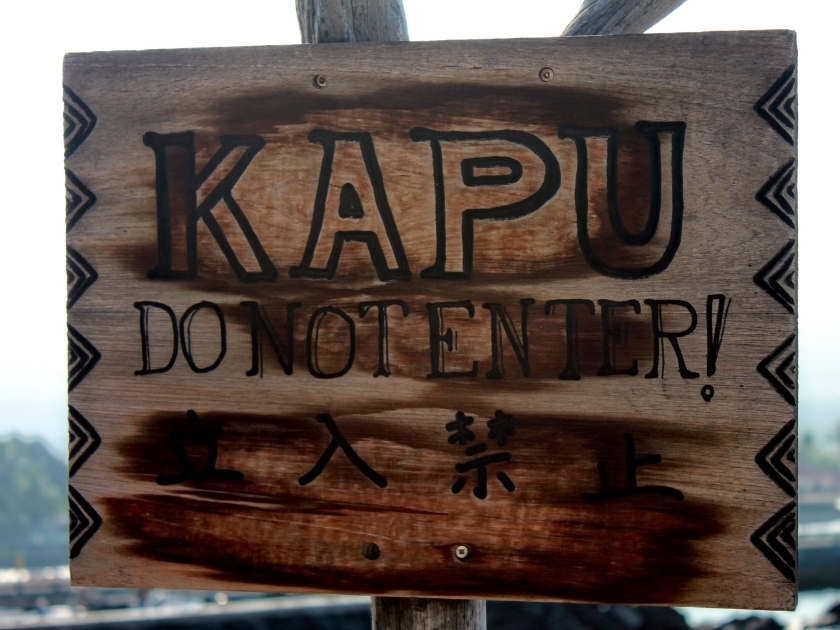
[
  {"left": 292, "top": 1, "right": 692, "bottom": 628},
  {"left": 296, "top": 0, "right": 408, "bottom": 43},
  {"left": 373, "top": 598, "right": 486, "bottom": 630},
  {"left": 295, "top": 6, "right": 479, "bottom": 626}
]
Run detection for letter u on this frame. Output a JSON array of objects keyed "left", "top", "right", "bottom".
[{"left": 560, "top": 121, "right": 687, "bottom": 279}]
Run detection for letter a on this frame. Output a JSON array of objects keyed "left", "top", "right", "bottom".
[{"left": 290, "top": 131, "right": 411, "bottom": 281}]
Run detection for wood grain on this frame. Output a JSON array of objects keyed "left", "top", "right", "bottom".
[
  {"left": 295, "top": 4, "right": 449, "bottom": 625},
  {"left": 65, "top": 31, "right": 797, "bottom": 610},
  {"left": 297, "top": 0, "right": 408, "bottom": 43},
  {"left": 563, "top": 0, "right": 689, "bottom": 35},
  {"left": 373, "top": 597, "right": 486, "bottom": 630}
]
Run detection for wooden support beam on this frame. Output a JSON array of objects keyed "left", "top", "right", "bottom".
[
  {"left": 290, "top": 2, "right": 705, "bottom": 630},
  {"left": 296, "top": 4, "right": 474, "bottom": 628},
  {"left": 562, "top": 0, "right": 688, "bottom": 35},
  {"left": 296, "top": 0, "right": 408, "bottom": 43},
  {"left": 373, "top": 598, "right": 486, "bottom": 630}
]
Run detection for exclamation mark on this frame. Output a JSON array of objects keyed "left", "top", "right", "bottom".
[{"left": 703, "top": 294, "right": 732, "bottom": 401}]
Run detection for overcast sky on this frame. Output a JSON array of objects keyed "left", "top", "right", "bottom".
[{"left": 0, "top": 0, "right": 836, "bottom": 454}]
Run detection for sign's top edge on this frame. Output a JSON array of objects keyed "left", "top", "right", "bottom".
[{"left": 63, "top": 29, "right": 796, "bottom": 64}]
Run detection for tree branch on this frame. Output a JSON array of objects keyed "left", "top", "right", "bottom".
[
  {"left": 562, "top": 0, "right": 688, "bottom": 36},
  {"left": 296, "top": 0, "right": 408, "bottom": 43}
]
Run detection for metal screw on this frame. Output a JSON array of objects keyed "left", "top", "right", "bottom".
[
  {"left": 539, "top": 67, "right": 554, "bottom": 82},
  {"left": 362, "top": 542, "right": 381, "bottom": 561},
  {"left": 314, "top": 74, "right": 327, "bottom": 88},
  {"left": 454, "top": 545, "right": 471, "bottom": 561}
]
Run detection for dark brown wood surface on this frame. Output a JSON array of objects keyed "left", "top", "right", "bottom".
[{"left": 65, "top": 31, "right": 798, "bottom": 609}]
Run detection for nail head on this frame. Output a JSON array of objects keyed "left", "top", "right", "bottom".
[
  {"left": 314, "top": 74, "right": 327, "bottom": 88},
  {"left": 539, "top": 67, "right": 554, "bottom": 82}
]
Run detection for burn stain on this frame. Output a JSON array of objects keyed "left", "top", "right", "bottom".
[
  {"left": 208, "top": 83, "right": 629, "bottom": 138},
  {"left": 122, "top": 89, "right": 643, "bottom": 292},
  {"left": 123, "top": 80, "right": 673, "bottom": 288},
  {"left": 105, "top": 489, "right": 721, "bottom": 602},
  {"left": 120, "top": 172, "right": 602, "bottom": 290},
  {"left": 179, "top": 489, "right": 445, "bottom": 516},
  {"left": 110, "top": 410, "right": 725, "bottom": 603},
  {"left": 112, "top": 82, "right": 711, "bottom": 600}
]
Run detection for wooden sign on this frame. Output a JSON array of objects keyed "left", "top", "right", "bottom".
[{"left": 65, "top": 31, "right": 798, "bottom": 609}]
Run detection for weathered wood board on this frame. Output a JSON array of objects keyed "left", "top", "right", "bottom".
[{"left": 65, "top": 31, "right": 798, "bottom": 609}]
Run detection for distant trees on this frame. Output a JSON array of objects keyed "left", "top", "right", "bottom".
[{"left": 0, "top": 438, "right": 68, "bottom": 568}]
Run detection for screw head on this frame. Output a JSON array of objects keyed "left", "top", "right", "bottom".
[
  {"left": 362, "top": 542, "right": 381, "bottom": 561},
  {"left": 314, "top": 74, "right": 327, "bottom": 88},
  {"left": 539, "top": 67, "right": 554, "bottom": 82},
  {"left": 454, "top": 544, "right": 471, "bottom": 560}
]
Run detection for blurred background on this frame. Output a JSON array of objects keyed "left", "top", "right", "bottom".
[{"left": 0, "top": 0, "right": 838, "bottom": 627}]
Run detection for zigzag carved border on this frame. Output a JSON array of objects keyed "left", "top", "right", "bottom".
[
  {"left": 750, "top": 502, "right": 796, "bottom": 583},
  {"left": 67, "top": 246, "right": 98, "bottom": 310},
  {"left": 754, "top": 65, "right": 796, "bottom": 145},
  {"left": 751, "top": 65, "right": 797, "bottom": 585},
  {"left": 755, "top": 419, "right": 796, "bottom": 498},
  {"left": 753, "top": 239, "right": 795, "bottom": 314},
  {"left": 69, "top": 406, "right": 101, "bottom": 478},
  {"left": 69, "top": 485, "right": 102, "bottom": 559},
  {"left": 65, "top": 86, "right": 101, "bottom": 559},
  {"left": 64, "top": 86, "right": 97, "bottom": 158}
]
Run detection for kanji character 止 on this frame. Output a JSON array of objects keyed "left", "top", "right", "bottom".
[
  {"left": 582, "top": 433, "right": 683, "bottom": 502},
  {"left": 156, "top": 410, "right": 244, "bottom": 486}
]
